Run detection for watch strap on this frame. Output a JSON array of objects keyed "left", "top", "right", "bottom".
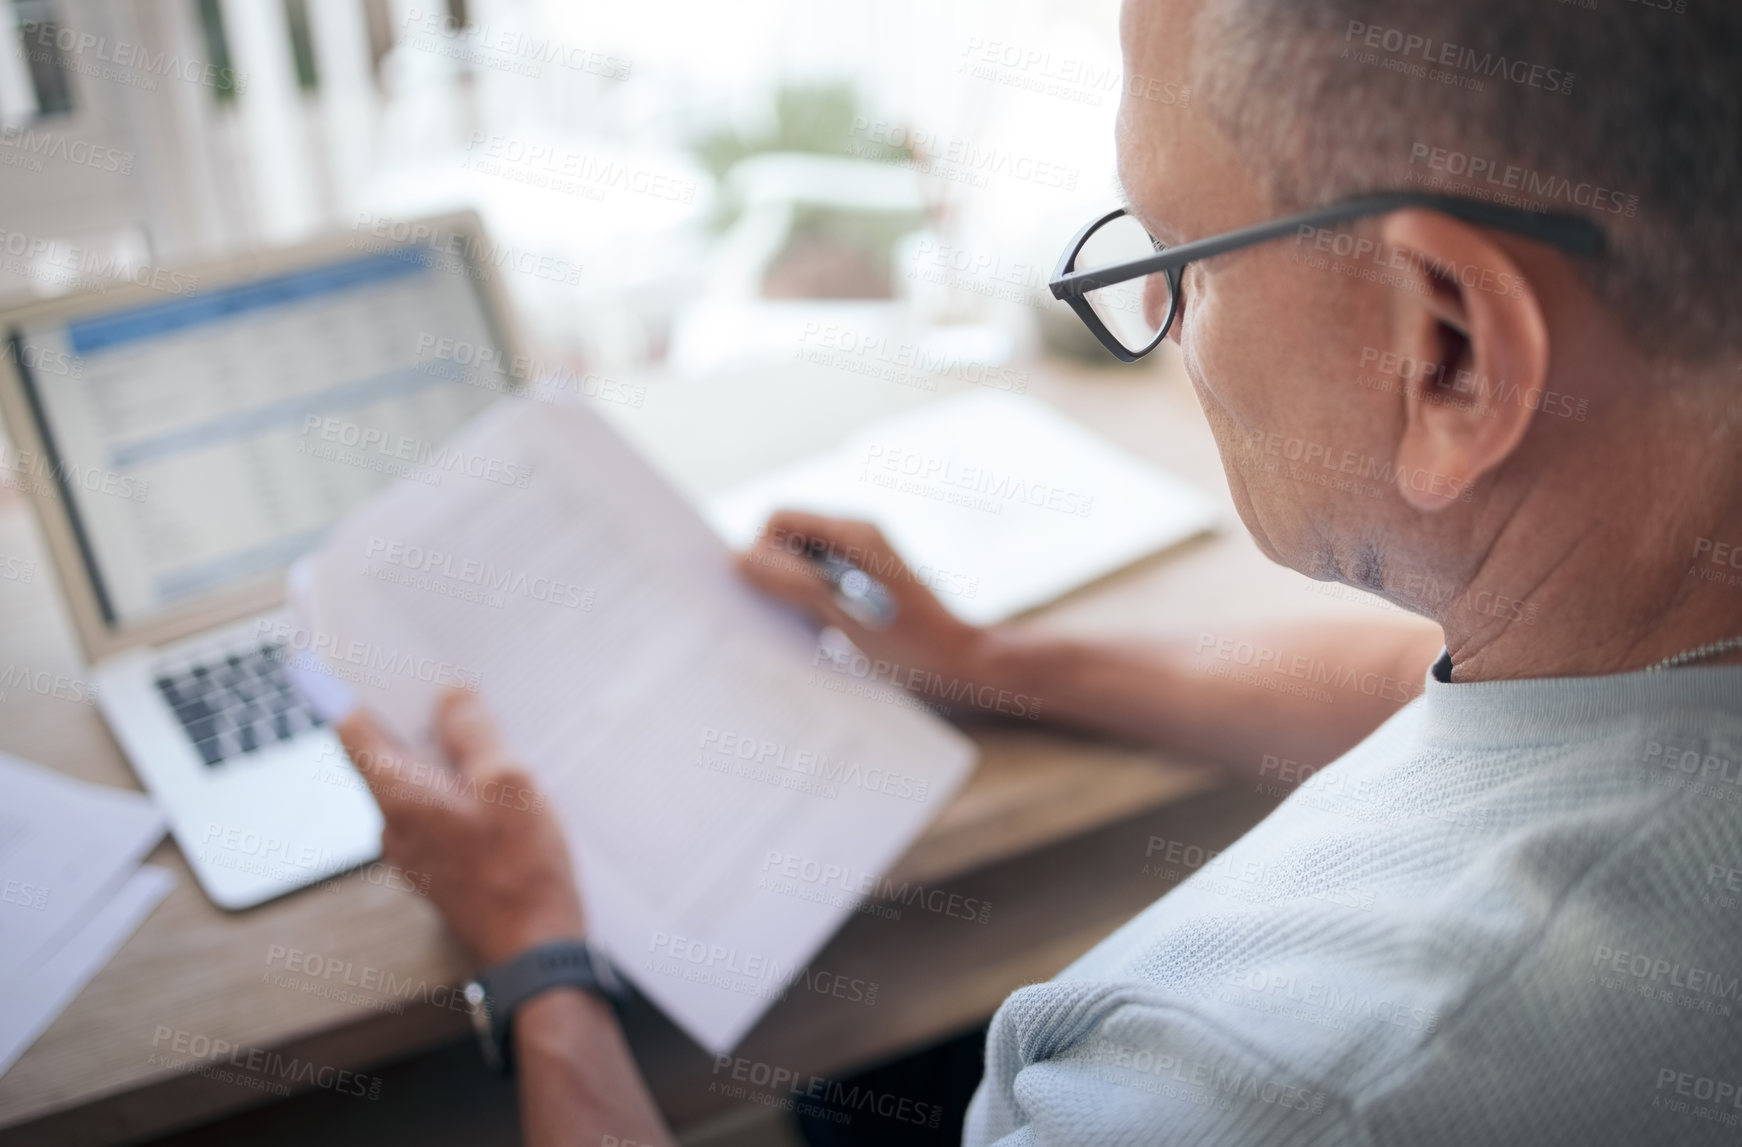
[{"left": 471, "top": 939, "right": 619, "bottom": 1072}]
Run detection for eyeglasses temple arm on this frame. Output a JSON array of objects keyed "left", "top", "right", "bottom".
[{"left": 1050, "top": 193, "right": 1606, "bottom": 299}]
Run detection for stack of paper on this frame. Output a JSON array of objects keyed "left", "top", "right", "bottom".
[
  {"left": 291, "top": 398, "right": 977, "bottom": 1053},
  {"left": 0, "top": 751, "right": 172, "bottom": 1077}
]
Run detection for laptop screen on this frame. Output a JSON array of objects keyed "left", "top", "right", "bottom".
[{"left": 6, "top": 241, "right": 506, "bottom": 629}]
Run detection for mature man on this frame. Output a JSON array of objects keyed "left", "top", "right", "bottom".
[{"left": 338, "top": 0, "right": 1742, "bottom": 1142}]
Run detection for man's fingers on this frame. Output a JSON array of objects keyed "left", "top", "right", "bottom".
[
  {"left": 378, "top": 820, "right": 411, "bottom": 868},
  {"left": 437, "top": 689, "right": 507, "bottom": 775},
  {"left": 737, "top": 539, "right": 837, "bottom": 614},
  {"left": 763, "top": 511, "right": 905, "bottom": 573},
  {"left": 337, "top": 709, "right": 423, "bottom": 820},
  {"left": 739, "top": 511, "right": 911, "bottom": 624},
  {"left": 737, "top": 543, "right": 869, "bottom": 636}
]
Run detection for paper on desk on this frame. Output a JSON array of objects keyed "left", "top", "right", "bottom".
[
  {"left": 707, "top": 390, "right": 1219, "bottom": 625},
  {"left": 0, "top": 751, "right": 166, "bottom": 977},
  {"left": 0, "top": 865, "right": 174, "bottom": 1078},
  {"left": 290, "top": 398, "right": 977, "bottom": 1053}
]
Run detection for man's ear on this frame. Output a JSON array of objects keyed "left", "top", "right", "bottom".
[{"left": 1378, "top": 209, "right": 1549, "bottom": 512}]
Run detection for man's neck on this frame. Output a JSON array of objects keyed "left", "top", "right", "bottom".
[
  {"left": 1444, "top": 563, "right": 1742, "bottom": 683},
  {"left": 1433, "top": 422, "right": 1742, "bottom": 683}
]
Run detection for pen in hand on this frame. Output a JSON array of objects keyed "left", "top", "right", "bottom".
[{"left": 806, "top": 547, "right": 899, "bottom": 631}]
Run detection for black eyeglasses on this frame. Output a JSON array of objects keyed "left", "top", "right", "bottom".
[{"left": 1049, "top": 192, "right": 1608, "bottom": 363}]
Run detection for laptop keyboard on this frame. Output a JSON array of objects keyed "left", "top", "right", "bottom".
[{"left": 153, "top": 643, "right": 324, "bottom": 767}]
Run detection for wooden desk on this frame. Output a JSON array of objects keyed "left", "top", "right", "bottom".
[{"left": 0, "top": 354, "right": 1382, "bottom": 1145}]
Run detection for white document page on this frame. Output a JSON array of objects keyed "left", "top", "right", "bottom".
[
  {"left": 0, "top": 866, "right": 175, "bottom": 1079},
  {"left": 293, "top": 399, "right": 977, "bottom": 1053},
  {"left": 0, "top": 752, "right": 166, "bottom": 977},
  {"left": 707, "top": 391, "right": 1219, "bottom": 625}
]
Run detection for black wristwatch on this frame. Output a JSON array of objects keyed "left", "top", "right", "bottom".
[{"left": 464, "top": 939, "right": 621, "bottom": 1073}]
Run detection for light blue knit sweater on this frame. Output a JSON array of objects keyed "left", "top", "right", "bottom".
[{"left": 965, "top": 656, "right": 1742, "bottom": 1145}]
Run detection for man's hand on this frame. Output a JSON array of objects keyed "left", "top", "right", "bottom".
[
  {"left": 337, "top": 691, "right": 585, "bottom": 967},
  {"left": 342, "top": 693, "right": 674, "bottom": 1147},
  {"left": 736, "top": 511, "right": 1440, "bottom": 773},
  {"left": 737, "top": 509, "right": 993, "bottom": 688}
]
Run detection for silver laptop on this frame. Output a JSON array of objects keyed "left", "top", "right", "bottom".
[{"left": 0, "top": 211, "right": 526, "bottom": 909}]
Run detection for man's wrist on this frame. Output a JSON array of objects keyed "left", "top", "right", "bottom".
[
  {"left": 477, "top": 912, "right": 586, "bottom": 967},
  {"left": 514, "top": 985, "right": 616, "bottom": 1060},
  {"left": 969, "top": 626, "right": 1053, "bottom": 701}
]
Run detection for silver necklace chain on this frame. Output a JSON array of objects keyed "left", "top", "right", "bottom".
[{"left": 1644, "top": 635, "right": 1742, "bottom": 673}]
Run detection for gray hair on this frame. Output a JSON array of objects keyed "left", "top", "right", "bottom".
[{"left": 1192, "top": 0, "right": 1742, "bottom": 363}]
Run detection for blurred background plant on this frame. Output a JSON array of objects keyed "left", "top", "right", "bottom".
[{"left": 695, "top": 83, "right": 925, "bottom": 300}]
